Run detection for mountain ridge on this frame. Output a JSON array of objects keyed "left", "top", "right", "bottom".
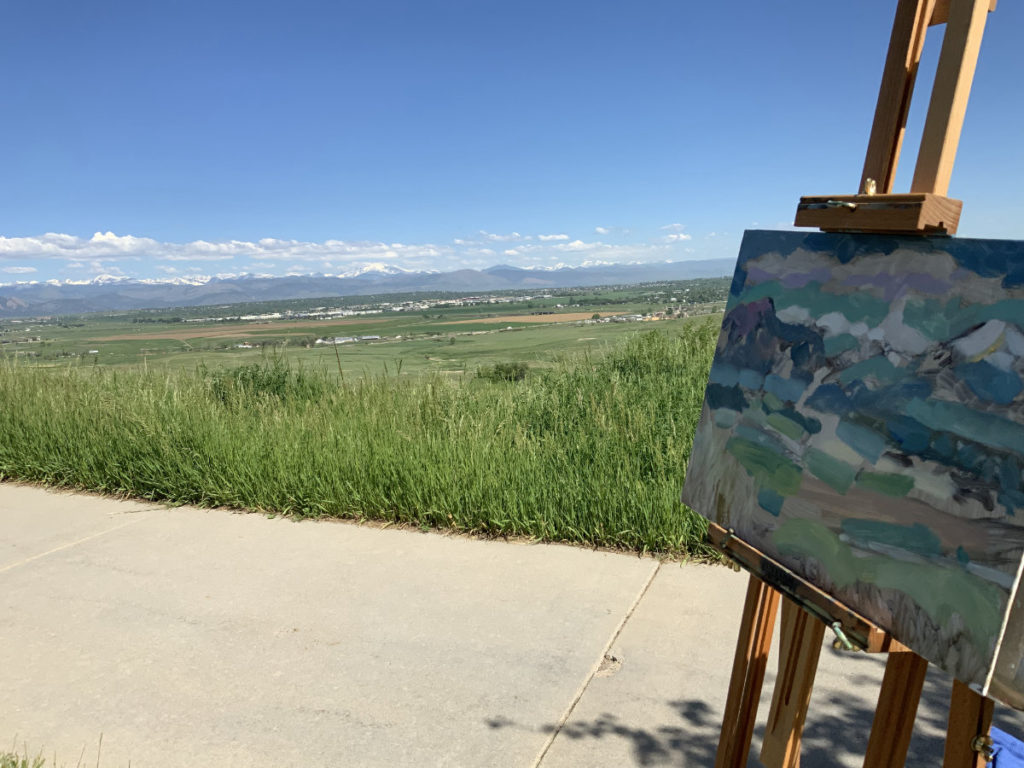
[{"left": 0, "top": 258, "right": 734, "bottom": 317}]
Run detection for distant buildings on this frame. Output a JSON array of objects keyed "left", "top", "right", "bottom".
[
  {"left": 315, "top": 337, "right": 356, "bottom": 345},
  {"left": 314, "top": 334, "right": 383, "bottom": 345}
]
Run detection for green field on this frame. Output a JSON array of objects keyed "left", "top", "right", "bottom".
[
  {"left": 0, "top": 319, "right": 721, "bottom": 557},
  {"left": 0, "top": 278, "right": 728, "bottom": 376}
]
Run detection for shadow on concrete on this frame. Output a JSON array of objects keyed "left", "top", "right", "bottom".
[{"left": 487, "top": 647, "right": 1024, "bottom": 767}]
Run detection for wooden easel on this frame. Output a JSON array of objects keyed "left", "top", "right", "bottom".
[
  {"left": 713, "top": 1, "right": 1001, "bottom": 766},
  {"left": 794, "top": 0, "right": 996, "bottom": 235}
]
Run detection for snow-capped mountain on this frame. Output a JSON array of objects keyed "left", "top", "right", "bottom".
[{"left": 0, "top": 258, "right": 734, "bottom": 317}]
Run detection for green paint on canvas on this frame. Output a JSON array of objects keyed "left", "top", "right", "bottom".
[
  {"left": 839, "top": 357, "right": 908, "bottom": 386},
  {"left": 725, "top": 437, "right": 802, "bottom": 496},
  {"left": 775, "top": 519, "right": 859, "bottom": 587},
  {"left": 737, "top": 281, "right": 889, "bottom": 326},
  {"left": 762, "top": 391, "right": 784, "bottom": 412},
  {"left": 805, "top": 448, "right": 856, "bottom": 494},
  {"left": 841, "top": 519, "right": 941, "bottom": 557},
  {"left": 904, "top": 298, "right": 1024, "bottom": 341},
  {"left": 902, "top": 297, "right": 956, "bottom": 340},
  {"left": 758, "top": 488, "right": 785, "bottom": 516},
  {"left": 712, "top": 408, "right": 738, "bottom": 429},
  {"left": 766, "top": 412, "right": 806, "bottom": 441},
  {"left": 968, "top": 300, "right": 1024, "bottom": 335},
  {"left": 874, "top": 563, "right": 1002, "bottom": 654},
  {"left": 824, "top": 334, "right": 859, "bottom": 356},
  {"left": 741, "top": 404, "right": 769, "bottom": 428},
  {"left": 837, "top": 421, "right": 887, "bottom": 462},
  {"left": 906, "top": 398, "right": 1024, "bottom": 455},
  {"left": 856, "top": 470, "right": 914, "bottom": 497},
  {"left": 774, "top": 520, "right": 1005, "bottom": 655}
]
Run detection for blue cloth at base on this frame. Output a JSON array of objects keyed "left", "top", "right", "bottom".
[{"left": 992, "top": 727, "right": 1024, "bottom": 767}]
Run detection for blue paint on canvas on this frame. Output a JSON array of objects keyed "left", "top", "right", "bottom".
[{"left": 682, "top": 230, "right": 1024, "bottom": 710}]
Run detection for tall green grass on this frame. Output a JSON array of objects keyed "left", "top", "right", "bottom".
[
  {"left": 0, "top": 323, "right": 717, "bottom": 556},
  {"left": 0, "top": 748, "right": 44, "bottom": 768}
]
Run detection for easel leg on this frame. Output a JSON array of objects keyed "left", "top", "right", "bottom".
[
  {"left": 942, "top": 680, "right": 994, "bottom": 767},
  {"left": 760, "top": 598, "right": 826, "bottom": 768},
  {"left": 716, "top": 574, "right": 781, "bottom": 768},
  {"left": 862, "top": 649, "right": 929, "bottom": 768}
]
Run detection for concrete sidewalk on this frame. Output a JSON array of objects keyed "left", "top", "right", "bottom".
[{"left": 1, "top": 483, "right": 1022, "bottom": 767}]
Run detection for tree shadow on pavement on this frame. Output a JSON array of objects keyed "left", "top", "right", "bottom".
[{"left": 486, "top": 646, "right": 1024, "bottom": 766}]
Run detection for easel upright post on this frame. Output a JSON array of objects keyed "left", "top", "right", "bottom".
[
  {"left": 861, "top": 0, "right": 937, "bottom": 194},
  {"left": 912, "top": 0, "right": 993, "bottom": 194}
]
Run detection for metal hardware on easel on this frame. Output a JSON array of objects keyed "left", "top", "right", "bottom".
[
  {"left": 718, "top": 528, "right": 743, "bottom": 571},
  {"left": 970, "top": 734, "right": 994, "bottom": 761},
  {"left": 825, "top": 200, "right": 859, "bottom": 210},
  {"left": 863, "top": 178, "right": 877, "bottom": 196},
  {"left": 831, "top": 621, "right": 857, "bottom": 651}
]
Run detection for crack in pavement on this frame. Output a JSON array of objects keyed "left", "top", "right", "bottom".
[
  {"left": 531, "top": 559, "right": 662, "bottom": 767},
  {"left": 0, "top": 513, "right": 154, "bottom": 576}
]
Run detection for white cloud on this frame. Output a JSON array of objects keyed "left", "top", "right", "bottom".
[
  {"left": 0, "top": 226, "right": 715, "bottom": 283},
  {"left": 558, "top": 240, "right": 592, "bottom": 251},
  {"left": 594, "top": 226, "right": 610, "bottom": 235},
  {"left": 660, "top": 223, "right": 687, "bottom": 232},
  {"left": 161, "top": 253, "right": 236, "bottom": 262},
  {"left": 91, "top": 262, "right": 125, "bottom": 275},
  {"left": 88, "top": 231, "right": 155, "bottom": 251}
]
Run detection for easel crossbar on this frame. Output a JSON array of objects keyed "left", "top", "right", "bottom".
[{"left": 707, "top": 522, "right": 895, "bottom": 653}]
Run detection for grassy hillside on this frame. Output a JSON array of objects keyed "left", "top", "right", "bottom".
[{"left": 0, "top": 323, "right": 718, "bottom": 556}]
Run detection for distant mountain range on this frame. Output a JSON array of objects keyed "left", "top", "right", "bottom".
[{"left": 0, "top": 258, "right": 735, "bottom": 317}]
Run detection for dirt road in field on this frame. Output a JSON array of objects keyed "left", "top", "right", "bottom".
[
  {"left": 92, "top": 311, "right": 620, "bottom": 341},
  {"left": 448, "top": 311, "right": 618, "bottom": 325},
  {"left": 93, "top": 317, "right": 391, "bottom": 341}
]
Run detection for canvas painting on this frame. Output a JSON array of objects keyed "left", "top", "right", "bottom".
[{"left": 682, "top": 230, "right": 1024, "bottom": 708}]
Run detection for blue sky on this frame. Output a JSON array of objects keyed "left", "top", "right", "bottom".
[{"left": 0, "top": 0, "right": 1021, "bottom": 283}]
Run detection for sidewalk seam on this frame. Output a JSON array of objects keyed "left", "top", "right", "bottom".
[
  {"left": 530, "top": 559, "right": 662, "bottom": 768},
  {"left": 0, "top": 514, "right": 153, "bottom": 575}
]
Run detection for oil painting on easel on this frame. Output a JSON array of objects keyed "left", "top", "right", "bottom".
[{"left": 683, "top": 229, "right": 1024, "bottom": 708}]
